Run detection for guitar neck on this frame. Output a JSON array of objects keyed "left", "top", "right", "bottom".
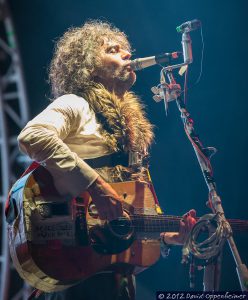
[
  {"left": 130, "top": 215, "right": 248, "bottom": 234},
  {"left": 131, "top": 215, "right": 180, "bottom": 233}
]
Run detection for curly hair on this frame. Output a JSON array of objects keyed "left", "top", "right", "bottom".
[
  {"left": 49, "top": 20, "right": 131, "bottom": 98},
  {"left": 49, "top": 20, "right": 153, "bottom": 155}
]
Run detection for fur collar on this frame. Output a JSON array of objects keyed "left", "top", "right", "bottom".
[{"left": 85, "top": 86, "right": 154, "bottom": 154}]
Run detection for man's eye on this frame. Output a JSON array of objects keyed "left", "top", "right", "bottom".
[{"left": 108, "top": 46, "right": 119, "bottom": 53}]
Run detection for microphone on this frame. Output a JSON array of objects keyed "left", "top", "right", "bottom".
[
  {"left": 177, "top": 19, "right": 201, "bottom": 64},
  {"left": 130, "top": 52, "right": 181, "bottom": 71},
  {"left": 176, "top": 19, "right": 201, "bottom": 33},
  {"left": 182, "top": 31, "right": 193, "bottom": 64}
]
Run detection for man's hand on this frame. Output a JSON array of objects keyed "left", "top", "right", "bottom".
[
  {"left": 87, "top": 176, "right": 123, "bottom": 221},
  {"left": 161, "top": 209, "right": 197, "bottom": 245}
]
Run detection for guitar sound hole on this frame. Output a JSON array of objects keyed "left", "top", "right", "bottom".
[
  {"left": 107, "top": 217, "right": 133, "bottom": 239},
  {"left": 89, "top": 217, "right": 135, "bottom": 255}
]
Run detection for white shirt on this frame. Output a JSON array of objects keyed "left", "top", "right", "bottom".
[{"left": 18, "top": 94, "right": 112, "bottom": 196}]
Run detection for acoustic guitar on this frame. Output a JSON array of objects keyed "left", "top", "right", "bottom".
[{"left": 6, "top": 165, "right": 248, "bottom": 292}]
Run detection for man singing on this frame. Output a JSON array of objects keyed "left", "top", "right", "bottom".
[{"left": 18, "top": 20, "right": 196, "bottom": 300}]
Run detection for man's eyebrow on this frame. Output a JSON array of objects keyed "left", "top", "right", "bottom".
[
  {"left": 104, "top": 42, "right": 130, "bottom": 52},
  {"left": 104, "top": 44, "right": 120, "bottom": 53},
  {"left": 105, "top": 43, "right": 119, "bottom": 49}
]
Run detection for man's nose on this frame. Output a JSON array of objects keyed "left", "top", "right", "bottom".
[{"left": 121, "top": 50, "right": 131, "bottom": 60}]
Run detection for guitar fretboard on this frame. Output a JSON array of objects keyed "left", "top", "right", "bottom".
[{"left": 127, "top": 215, "right": 248, "bottom": 233}]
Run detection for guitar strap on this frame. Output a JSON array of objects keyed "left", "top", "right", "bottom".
[{"left": 84, "top": 152, "right": 129, "bottom": 168}]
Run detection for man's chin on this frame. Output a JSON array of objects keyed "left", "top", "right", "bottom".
[
  {"left": 112, "top": 70, "right": 136, "bottom": 92},
  {"left": 121, "top": 71, "right": 136, "bottom": 87},
  {"left": 129, "top": 70, "right": 136, "bottom": 84}
]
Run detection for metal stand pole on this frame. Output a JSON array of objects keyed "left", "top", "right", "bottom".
[{"left": 169, "top": 70, "right": 248, "bottom": 291}]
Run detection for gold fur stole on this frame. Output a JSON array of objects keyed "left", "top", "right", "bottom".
[{"left": 85, "top": 86, "right": 154, "bottom": 154}]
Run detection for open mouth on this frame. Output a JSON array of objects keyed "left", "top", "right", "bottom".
[
  {"left": 125, "top": 65, "right": 135, "bottom": 73},
  {"left": 123, "top": 61, "right": 133, "bottom": 71}
]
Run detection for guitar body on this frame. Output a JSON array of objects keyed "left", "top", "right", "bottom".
[{"left": 7, "top": 166, "right": 161, "bottom": 292}]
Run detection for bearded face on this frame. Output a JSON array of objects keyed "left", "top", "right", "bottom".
[{"left": 93, "top": 40, "right": 136, "bottom": 94}]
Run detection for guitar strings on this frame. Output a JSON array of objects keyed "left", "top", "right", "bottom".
[{"left": 98, "top": 215, "right": 247, "bottom": 231}]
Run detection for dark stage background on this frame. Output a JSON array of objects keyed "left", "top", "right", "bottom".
[{"left": 8, "top": 0, "right": 248, "bottom": 298}]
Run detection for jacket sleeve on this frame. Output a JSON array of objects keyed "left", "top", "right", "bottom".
[{"left": 17, "top": 95, "right": 99, "bottom": 196}]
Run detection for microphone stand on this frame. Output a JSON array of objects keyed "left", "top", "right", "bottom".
[
  {"left": 167, "top": 69, "right": 247, "bottom": 291},
  {"left": 151, "top": 35, "right": 248, "bottom": 291}
]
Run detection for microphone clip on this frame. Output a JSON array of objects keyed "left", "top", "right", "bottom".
[
  {"left": 151, "top": 69, "right": 182, "bottom": 115},
  {"left": 151, "top": 83, "right": 181, "bottom": 103}
]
